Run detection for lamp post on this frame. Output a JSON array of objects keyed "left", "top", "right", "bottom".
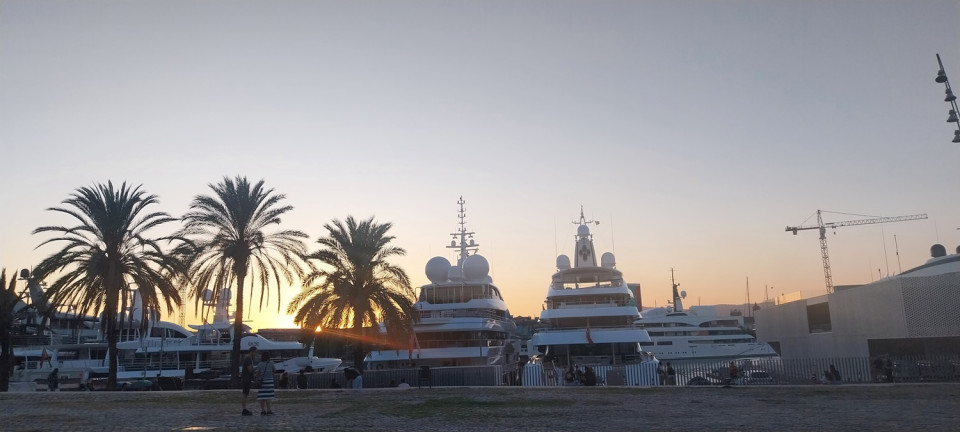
[{"left": 934, "top": 53, "right": 960, "bottom": 143}]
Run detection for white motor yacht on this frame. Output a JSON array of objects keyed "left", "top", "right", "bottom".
[
  {"left": 364, "top": 197, "right": 521, "bottom": 369},
  {"left": 636, "top": 274, "right": 778, "bottom": 360},
  {"left": 529, "top": 208, "right": 655, "bottom": 367}
]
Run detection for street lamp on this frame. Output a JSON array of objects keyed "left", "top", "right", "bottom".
[{"left": 934, "top": 53, "right": 960, "bottom": 143}]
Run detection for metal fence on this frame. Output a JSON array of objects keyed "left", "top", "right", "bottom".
[
  {"left": 522, "top": 362, "right": 660, "bottom": 386},
  {"left": 287, "top": 365, "right": 507, "bottom": 389},
  {"left": 194, "top": 355, "right": 960, "bottom": 390},
  {"left": 660, "top": 355, "right": 960, "bottom": 386}
]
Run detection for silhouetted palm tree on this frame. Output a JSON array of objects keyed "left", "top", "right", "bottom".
[
  {"left": 287, "top": 216, "right": 417, "bottom": 369},
  {"left": 180, "top": 176, "right": 307, "bottom": 383},
  {"left": 0, "top": 269, "right": 30, "bottom": 392},
  {"left": 32, "top": 182, "right": 187, "bottom": 390}
]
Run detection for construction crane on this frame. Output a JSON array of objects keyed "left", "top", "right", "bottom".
[{"left": 786, "top": 210, "right": 928, "bottom": 293}]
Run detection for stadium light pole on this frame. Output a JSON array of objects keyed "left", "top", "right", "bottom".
[{"left": 934, "top": 53, "right": 960, "bottom": 143}]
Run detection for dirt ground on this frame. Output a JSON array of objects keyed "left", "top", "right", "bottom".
[{"left": 1, "top": 383, "right": 958, "bottom": 431}]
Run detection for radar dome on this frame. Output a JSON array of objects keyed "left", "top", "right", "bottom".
[
  {"left": 556, "top": 255, "right": 571, "bottom": 270},
  {"left": 462, "top": 254, "right": 490, "bottom": 281},
  {"left": 425, "top": 256, "right": 451, "bottom": 283},
  {"left": 931, "top": 244, "right": 947, "bottom": 258},
  {"left": 577, "top": 225, "right": 590, "bottom": 236},
  {"left": 202, "top": 289, "right": 214, "bottom": 302},
  {"left": 221, "top": 289, "right": 232, "bottom": 300},
  {"left": 600, "top": 252, "right": 616, "bottom": 268}
]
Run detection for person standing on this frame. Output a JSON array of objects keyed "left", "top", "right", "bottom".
[
  {"left": 296, "top": 370, "right": 308, "bottom": 389},
  {"left": 47, "top": 368, "right": 60, "bottom": 392},
  {"left": 583, "top": 366, "right": 597, "bottom": 387},
  {"left": 256, "top": 351, "right": 276, "bottom": 415},
  {"left": 240, "top": 347, "right": 258, "bottom": 416},
  {"left": 726, "top": 362, "right": 739, "bottom": 387},
  {"left": 666, "top": 362, "right": 676, "bottom": 385}
]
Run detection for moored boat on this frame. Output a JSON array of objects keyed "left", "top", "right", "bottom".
[{"left": 530, "top": 208, "right": 656, "bottom": 368}]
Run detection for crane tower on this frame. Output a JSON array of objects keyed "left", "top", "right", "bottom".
[{"left": 785, "top": 210, "right": 927, "bottom": 293}]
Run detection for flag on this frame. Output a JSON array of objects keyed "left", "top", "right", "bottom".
[
  {"left": 586, "top": 322, "right": 594, "bottom": 344},
  {"left": 39, "top": 348, "right": 49, "bottom": 368}
]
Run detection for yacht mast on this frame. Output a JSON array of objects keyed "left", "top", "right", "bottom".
[{"left": 447, "top": 196, "right": 478, "bottom": 265}]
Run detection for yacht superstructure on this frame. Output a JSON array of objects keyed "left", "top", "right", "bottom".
[
  {"left": 529, "top": 208, "right": 654, "bottom": 366},
  {"left": 364, "top": 197, "right": 520, "bottom": 369}
]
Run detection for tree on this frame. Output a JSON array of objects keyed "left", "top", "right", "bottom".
[
  {"left": 180, "top": 176, "right": 307, "bottom": 384},
  {"left": 31, "top": 182, "right": 186, "bottom": 390},
  {"left": 287, "top": 216, "right": 417, "bottom": 369},
  {"left": 0, "top": 269, "right": 29, "bottom": 392}
]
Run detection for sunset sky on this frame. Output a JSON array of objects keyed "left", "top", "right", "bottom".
[{"left": 2, "top": 1, "right": 959, "bottom": 330}]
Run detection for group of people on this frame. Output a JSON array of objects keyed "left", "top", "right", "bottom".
[
  {"left": 873, "top": 355, "right": 895, "bottom": 383},
  {"left": 563, "top": 365, "right": 597, "bottom": 386},
  {"left": 240, "top": 347, "right": 276, "bottom": 416},
  {"left": 657, "top": 362, "right": 677, "bottom": 385}
]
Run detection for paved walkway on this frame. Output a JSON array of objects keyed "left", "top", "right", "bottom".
[{"left": 1, "top": 384, "right": 958, "bottom": 431}]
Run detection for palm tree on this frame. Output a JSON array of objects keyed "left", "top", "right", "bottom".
[
  {"left": 287, "top": 216, "right": 417, "bottom": 369},
  {"left": 1, "top": 269, "right": 29, "bottom": 392},
  {"left": 180, "top": 176, "right": 307, "bottom": 384},
  {"left": 31, "top": 182, "right": 187, "bottom": 390}
]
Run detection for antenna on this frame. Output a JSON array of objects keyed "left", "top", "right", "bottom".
[
  {"left": 610, "top": 212, "right": 615, "bottom": 254},
  {"left": 447, "top": 196, "right": 478, "bottom": 262},
  {"left": 573, "top": 205, "right": 599, "bottom": 226},
  {"left": 746, "top": 276, "right": 750, "bottom": 317},
  {"left": 554, "top": 216, "right": 558, "bottom": 258},
  {"left": 881, "top": 223, "right": 890, "bottom": 277},
  {"left": 894, "top": 234, "right": 902, "bottom": 274}
]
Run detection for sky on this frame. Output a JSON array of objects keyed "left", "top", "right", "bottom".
[{"left": 2, "top": 0, "right": 959, "bottom": 331}]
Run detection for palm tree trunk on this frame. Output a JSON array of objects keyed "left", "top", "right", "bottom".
[
  {"left": 352, "top": 313, "right": 365, "bottom": 370},
  {"left": 231, "top": 274, "right": 245, "bottom": 385},
  {"left": 1, "top": 330, "right": 13, "bottom": 392},
  {"left": 105, "top": 283, "right": 120, "bottom": 391}
]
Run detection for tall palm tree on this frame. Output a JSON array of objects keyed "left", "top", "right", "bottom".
[
  {"left": 180, "top": 176, "right": 307, "bottom": 384},
  {"left": 287, "top": 216, "right": 417, "bottom": 369},
  {"left": 31, "top": 182, "right": 187, "bottom": 390}
]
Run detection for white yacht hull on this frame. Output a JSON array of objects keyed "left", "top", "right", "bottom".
[{"left": 646, "top": 341, "right": 778, "bottom": 360}]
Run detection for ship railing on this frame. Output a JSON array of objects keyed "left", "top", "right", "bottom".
[
  {"left": 552, "top": 300, "right": 629, "bottom": 308},
  {"left": 552, "top": 281, "right": 625, "bottom": 290},
  {"left": 421, "top": 309, "right": 508, "bottom": 320},
  {"left": 119, "top": 357, "right": 231, "bottom": 373},
  {"left": 412, "top": 337, "right": 508, "bottom": 349},
  {"left": 11, "top": 334, "right": 71, "bottom": 346},
  {"left": 534, "top": 323, "right": 644, "bottom": 332}
]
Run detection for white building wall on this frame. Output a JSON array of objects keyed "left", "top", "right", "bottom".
[{"left": 756, "top": 278, "right": 911, "bottom": 359}]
